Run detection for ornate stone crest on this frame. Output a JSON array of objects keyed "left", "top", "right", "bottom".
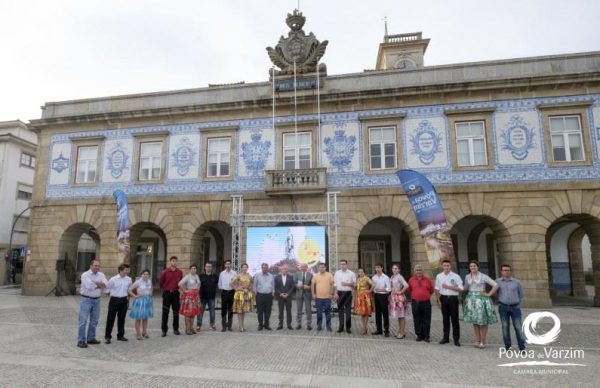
[
  {"left": 51, "top": 152, "right": 70, "bottom": 174},
  {"left": 171, "top": 137, "right": 197, "bottom": 177},
  {"left": 241, "top": 130, "right": 271, "bottom": 176},
  {"left": 266, "top": 9, "right": 328, "bottom": 76},
  {"left": 410, "top": 120, "right": 443, "bottom": 165},
  {"left": 106, "top": 142, "right": 130, "bottom": 179},
  {"left": 323, "top": 126, "right": 356, "bottom": 172},
  {"left": 501, "top": 115, "right": 536, "bottom": 160}
]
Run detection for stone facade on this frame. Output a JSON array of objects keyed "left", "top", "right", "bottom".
[{"left": 23, "top": 18, "right": 600, "bottom": 307}]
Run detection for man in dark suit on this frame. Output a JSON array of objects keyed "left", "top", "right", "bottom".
[
  {"left": 275, "top": 264, "right": 295, "bottom": 330},
  {"left": 293, "top": 263, "right": 313, "bottom": 330}
]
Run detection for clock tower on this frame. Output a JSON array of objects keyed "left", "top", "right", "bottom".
[{"left": 375, "top": 31, "right": 429, "bottom": 71}]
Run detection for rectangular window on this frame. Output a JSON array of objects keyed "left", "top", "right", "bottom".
[
  {"left": 207, "top": 138, "right": 230, "bottom": 177},
  {"left": 20, "top": 153, "right": 36, "bottom": 168},
  {"left": 75, "top": 146, "right": 98, "bottom": 183},
  {"left": 283, "top": 132, "right": 311, "bottom": 170},
  {"left": 17, "top": 190, "right": 32, "bottom": 200},
  {"left": 139, "top": 142, "right": 163, "bottom": 181},
  {"left": 549, "top": 115, "right": 584, "bottom": 162},
  {"left": 455, "top": 121, "right": 487, "bottom": 166},
  {"left": 369, "top": 127, "right": 396, "bottom": 170}
]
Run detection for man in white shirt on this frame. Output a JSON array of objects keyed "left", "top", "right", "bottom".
[
  {"left": 77, "top": 259, "right": 108, "bottom": 348},
  {"left": 333, "top": 260, "right": 356, "bottom": 333},
  {"left": 104, "top": 263, "right": 132, "bottom": 344},
  {"left": 218, "top": 259, "right": 237, "bottom": 332},
  {"left": 372, "top": 264, "right": 392, "bottom": 337},
  {"left": 434, "top": 259, "right": 464, "bottom": 346}
]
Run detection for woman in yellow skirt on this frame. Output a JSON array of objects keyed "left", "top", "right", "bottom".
[
  {"left": 230, "top": 263, "right": 254, "bottom": 332},
  {"left": 354, "top": 268, "right": 374, "bottom": 335}
]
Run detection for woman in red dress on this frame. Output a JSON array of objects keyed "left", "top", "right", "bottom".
[{"left": 178, "top": 264, "right": 201, "bottom": 335}]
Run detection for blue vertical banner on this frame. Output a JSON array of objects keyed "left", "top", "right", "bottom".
[
  {"left": 396, "top": 170, "right": 455, "bottom": 270},
  {"left": 113, "top": 190, "right": 131, "bottom": 262}
]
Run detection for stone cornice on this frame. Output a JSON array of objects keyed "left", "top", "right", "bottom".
[{"left": 0, "top": 133, "right": 38, "bottom": 150}]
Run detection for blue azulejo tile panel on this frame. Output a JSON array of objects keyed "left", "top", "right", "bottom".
[
  {"left": 495, "top": 110, "right": 543, "bottom": 166},
  {"left": 102, "top": 139, "right": 133, "bottom": 183},
  {"left": 321, "top": 121, "right": 360, "bottom": 173},
  {"left": 404, "top": 117, "right": 449, "bottom": 169},
  {"left": 592, "top": 106, "right": 600, "bottom": 147},
  {"left": 49, "top": 142, "right": 72, "bottom": 185},
  {"left": 238, "top": 127, "right": 274, "bottom": 178},
  {"left": 167, "top": 134, "right": 201, "bottom": 180}
]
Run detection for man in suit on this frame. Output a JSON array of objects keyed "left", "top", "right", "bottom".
[
  {"left": 275, "top": 264, "right": 295, "bottom": 330},
  {"left": 293, "top": 263, "right": 313, "bottom": 330}
]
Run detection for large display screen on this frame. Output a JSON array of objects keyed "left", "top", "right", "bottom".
[{"left": 246, "top": 226, "right": 327, "bottom": 276}]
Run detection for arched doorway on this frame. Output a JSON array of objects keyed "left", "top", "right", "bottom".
[
  {"left": 191, "top": 221, "right": 231, "bottom": 273},
  {"left": 546, "top": 215, "right": 598, "bottom": 306},
  {"left": 450, "top": 216, "right": 509, "bottom": 279},
  {"left": 129, "top": 222, "right": 167, "bottom": 285},
  {"left": 58, "top": 223, "right": 100, "bottom": 295},
  {"left": 358, "top": 217, "right": 411, "bottom": 278}
]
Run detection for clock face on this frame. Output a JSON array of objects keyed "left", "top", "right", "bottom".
[{"left": 396, "top": 59, "right": 415, "bottom": 70}]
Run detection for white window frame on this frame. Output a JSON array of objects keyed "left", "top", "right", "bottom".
[
  {"left": 549, "top": 115, "right": 585, "bottom": 162},
  {"left": 75, "top": 145, "right": 98, "bottom": 184},
  {"left": 455, "top": 121, "right": 488, "bottom": 167},
  {"left": 20, "top": 152, "right": 36, "bottom": 168},
  {"left": 283, "top": 132, "right": 312, "bottom": 170},
  {"left": 368, "top": 126, "right": 397, "bottom": 170},
  {"left": 138, "top": 141, "right": 163, "bottom": 181},
  {"left": 207, "top": 137, "right": 231, "bottom": 177}
]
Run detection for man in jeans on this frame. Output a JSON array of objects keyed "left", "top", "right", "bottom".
[
  {"left": 198, "top": 262, "right": 219, "bottom": 331},
  {"left": 496, "top": 264, "right": 526, "bottom": 351},
  {"left": 311, "top": 263, "right": 334, "bottom": 332},
  {"left": 77, "top": 259, "right": 108, "bottom": 348}
]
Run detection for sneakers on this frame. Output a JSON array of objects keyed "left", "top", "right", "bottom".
[{"left": 76, "top": 341, "right": 88, "bottom": 348}]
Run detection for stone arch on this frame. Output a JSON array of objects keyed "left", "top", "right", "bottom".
[
  {"left": 57, "top": 222, "right": 100, "bottom": 295},
  {"left": 129, "top": 222, "right": 167, "bottom": 284},
  {"left": 545, "top": 214, "right": 600, "bottom": 306},
  {"left": 191, "top": 220, "right": 231, "bottom": 272}
]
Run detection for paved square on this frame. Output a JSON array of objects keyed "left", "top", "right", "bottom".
[{"left": 0, "top": 287, "right": 598, "bottom": 387}]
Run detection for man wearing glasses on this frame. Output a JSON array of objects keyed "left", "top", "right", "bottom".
[
  {"left": 495, "top": 264, "right": 526, "bottom": 351},
  {"left": 408, "top": 264, "right": 434, "bottom": 342}
]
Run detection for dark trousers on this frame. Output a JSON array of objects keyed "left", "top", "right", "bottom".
[
  {"left": 337, "top": 291, "right": 353, "bottom": 330},
  {"left": 315, "top": 298, "right": 332, "bottom": 329},
  {"left": 256, "top": 293, "right": 273, "bottom": 329},
  {"left": 412, "top": 300, "right": 432, "bottom": 340},
  {"left": 221, "top": 290, "right": 235, "bottom": 329},
  {"left": 374, "top": 293, "right": 390, "bottom": 333},
  {"left": 278, "top": 296, "right": 293, "bottom": 327},
  {"left": 440, "top": 295, "right": 460, "bottom": 341},
  {"left": 105, "top": 296, "right": 128, "bottom": 339},
  {"left": 161, "top": 290, "right": 180, "bottom": 333}
]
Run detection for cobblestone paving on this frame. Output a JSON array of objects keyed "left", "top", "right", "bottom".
[{"left": 0, "top": 289, "right": 598, "bottom": 387}]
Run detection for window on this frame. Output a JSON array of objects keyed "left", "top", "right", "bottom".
[
  {"left": 283, "top": 132, "right": 311, "bottom": 170},
  {"left": 17, "top": 190, "right": 32, "bottom": 200},
  {"left": 20, "top": 153, "right": 36, "bottom": 168},
  {"left": 75, "top": 146, "right": 98, "bottom": 183},
  {"left": 455, "top": 121, "right": 487, "bottom": 166},
  {"left": 207, "top": 138, "right": 230, "bottom": 177},
  {"left": 139, "top": 142, "right": 163, "bottom": 181},
  {"left": 369, "top": 127, "right": 396, "bottom": 169},
  {"left": 549, "top": 115, "right": 584, "bottom": 162}
]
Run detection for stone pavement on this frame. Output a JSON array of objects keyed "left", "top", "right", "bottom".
[{"left": 0, "top": 287, "right": 598, "bottom": 387}]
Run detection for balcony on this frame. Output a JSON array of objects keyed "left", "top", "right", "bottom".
[{"left": 265, "top": 168, "right": 327, "bottom": 196}]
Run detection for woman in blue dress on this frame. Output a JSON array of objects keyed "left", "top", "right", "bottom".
[{"left": 129, "top": 269, "right": 154, "bottom": 340}]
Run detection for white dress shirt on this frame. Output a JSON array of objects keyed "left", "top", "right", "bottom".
[
  {"left": 106, "top": 274, "right": 132, "bottom": 297},
  {"left": 371, "top": 273, "right": 391, "bottom": 294},
  {"left": 334, "top": 269, "right": 356, "bottom": 292},
  {"left": 80, "top": 269, "right": 108, "bottom": 298},
  {"left": 219, "top": 269, "right": 237, "bottom": 290},
  {"left": 435, "top": 271, "right": 464, "bottom": 296},
  {"left": 281, "top": 274, "right": 288, "bottom": 287}
]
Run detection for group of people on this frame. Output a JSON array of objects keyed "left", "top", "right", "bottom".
[{"left": 77, "top": 257, "right": 526, "bottom": 352}]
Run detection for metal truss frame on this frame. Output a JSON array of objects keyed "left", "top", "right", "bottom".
[{"left": 230, "top": 192, "right": 340, "bottom": 272}]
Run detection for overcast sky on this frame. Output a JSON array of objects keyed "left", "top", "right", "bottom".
[{"left": 1, "top": 0, "right": 599, "bottom": 122}]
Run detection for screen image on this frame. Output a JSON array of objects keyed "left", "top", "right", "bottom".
[{"left": 246, "top": 226, "right": 327, "bottom": 276}]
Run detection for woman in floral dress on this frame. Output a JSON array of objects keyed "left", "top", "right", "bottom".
[
  {"left": 178, "top": 264, "right": 201, "bottom": 335},
  {"left": 353, "top": 268, "right": 374, "bottom": 335},
  {"left": 388, "top": 264, "right": 409, "bottom": 339},
  {"left": 128, "top": 269, "right": 153, "bottom": 340},
  {"left": 463, "top": 260, "right": 498, "bottom": 348},
  {"left": 230, "top": 263, "right": 254, "bottom": 332}
]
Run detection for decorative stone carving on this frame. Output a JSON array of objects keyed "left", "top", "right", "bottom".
[{"left": 266, "top": 9, "right": 328, "bottom": 76}]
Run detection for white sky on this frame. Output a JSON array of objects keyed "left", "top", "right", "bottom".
[{"left": 1, "top": 0, "right": 599, "bottom": 121}]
